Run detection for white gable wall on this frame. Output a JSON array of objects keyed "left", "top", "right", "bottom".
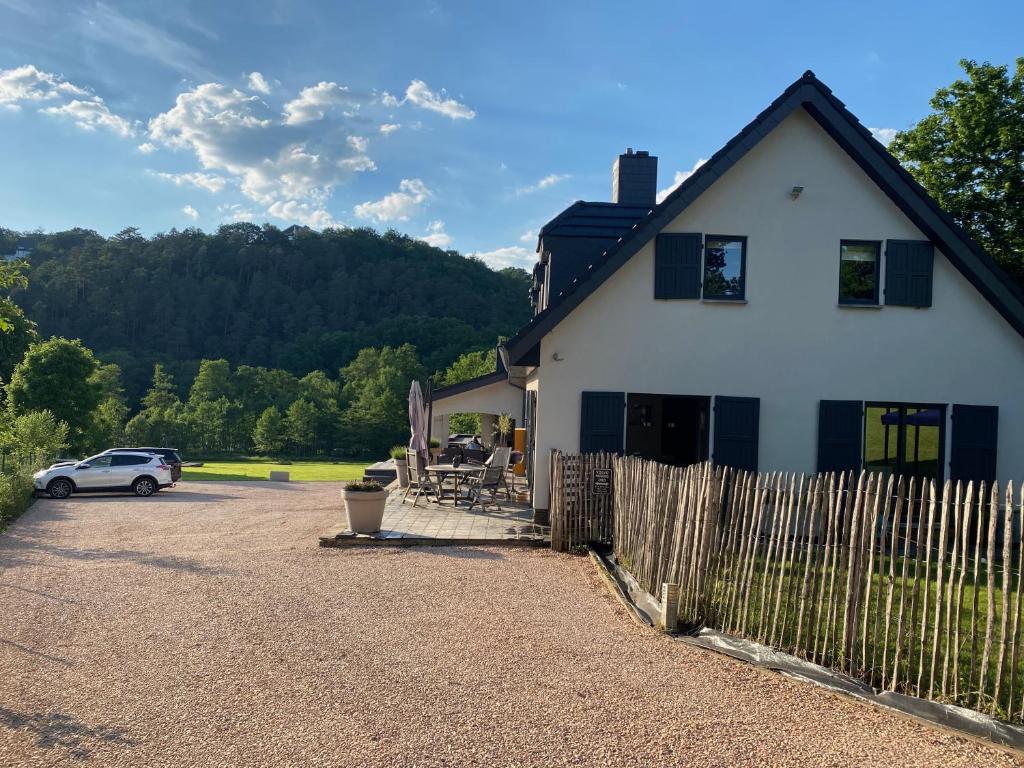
[{"left": 530, "top": 107, "right": 1024, "bottom": 509}]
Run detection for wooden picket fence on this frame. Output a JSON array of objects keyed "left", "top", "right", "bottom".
[
  {"left": 549, "top": 452, "right": 1024, "bottom": 723},
  {"left": 549, "top": 451, "right": 614, "bottom": 552}
]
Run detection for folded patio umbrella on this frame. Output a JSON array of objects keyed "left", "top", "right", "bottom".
[{"left": 408, "top": 380, "right": 429, "bottom": 465}]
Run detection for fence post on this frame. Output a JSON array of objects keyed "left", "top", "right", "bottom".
[{"left": 661, "top": 582, "right": 679, "bottom": 632}]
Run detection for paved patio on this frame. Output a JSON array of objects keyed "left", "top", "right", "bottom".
[{"left": 319, "top": 486, "right": 549, "bottom": 547}]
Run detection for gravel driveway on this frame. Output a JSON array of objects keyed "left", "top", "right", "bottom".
[{"left": 0, "top": 482, "right": 1019, "bottom": 767}]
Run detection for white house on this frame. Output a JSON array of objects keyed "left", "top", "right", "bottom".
[
  {"left": 434, "top": 71, "right": 1024, "bottom": 514},
  {"left": 1, "top": 243, "right": 32, "bottom": 262}
]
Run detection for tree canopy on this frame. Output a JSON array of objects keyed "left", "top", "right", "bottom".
[
  {"left": 6, "top": 224, "right": 531, "bottom": 404},
  {"left": 6, "top": 337, "right": 102, "bottom": 451},
  {"left": 889, "top": 58, "right": 1024, "bottom": 286}
]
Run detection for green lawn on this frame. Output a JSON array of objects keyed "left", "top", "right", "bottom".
[{"left": 182, "top": 459, "right": 368, "bottom": 482}]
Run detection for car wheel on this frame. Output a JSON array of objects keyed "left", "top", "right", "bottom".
[
  {"left": 132, "top": 476, "right": 157, "bottom": 497},
  {"left": 47, "top": 478, "right": 73, "bottom": 499}
]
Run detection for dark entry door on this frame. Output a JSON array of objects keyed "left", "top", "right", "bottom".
[
  {"left": 580, "top": 391, "right": 625, "bottom": 454},
  {"left": 713, "top": 396, "right": 760, "bottom": 471}
]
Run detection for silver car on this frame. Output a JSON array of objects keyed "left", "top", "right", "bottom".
[{"left": 34, "top": 452, "right": 174, "bottom": 498}]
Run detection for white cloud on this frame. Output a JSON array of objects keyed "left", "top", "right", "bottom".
[
  {"left": 138, "top": 141, "right": 156, "bottom": 154},
  {"left": 41, "top": 98, "right": 135, "bottom": 137},
  {"left": 247, "top": 71, "right": 271, "bottom": 95},
  {"left": 419, "top": 220, "right": 451, "bottom": 248},
  {"left": 354, "top": 178, "right": 431, "bottom": 223},
  {"left": 347, "top": 135, "right": 369, "bottom": 152},
  {"left": 380, "top": 91, "right": 400, "bottom": 108},
  {"left": 147, "top": 81, "right": 375, "bottom": 226},
  {"left": 516, "top": 173, "right": 570, "bottom": 196},
  {"left": 469, "top": 245, "right": 534, "bottom": 271},
  {"left": 869, "top": 126, "right": 897, "bottom": 146},
  {"left": 379, "top": 123, "right": 400, "bottom": 135},
  {"left": 403, "top": 80, "right": 475, "bottom": 120},
  {"left": 182, "top": 204, "right": 199, "bottom": 220},
  {"left": 519, "top": 229, "right": 537, "bottom": 243},
  {"left": 77, "top": 3, "right": 208, "bottom": 79},
  {"left": 0, "top": 64, "right": 135, "bottom": 137},
  {"left": 217, "top": 203, "right": 258, "bottom": 222},
  {"left": 266, "top": 200, "right": 338, "bottom": 228},
  {"left": 151, "top": 170, "right": 227, "bottom": 193},
  {"left": 0, "top": 64, "right": 88, "bottom": 107},
  {"left": 656, "top": 157, "right": 708, "bottom": 203},
  {"left": 283, "top": 81, "right": 354, "bottom": 125}
]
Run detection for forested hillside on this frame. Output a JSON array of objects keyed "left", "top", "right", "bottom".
[{"left": 1, "top": 224, "right": 531, "bottom": 404}]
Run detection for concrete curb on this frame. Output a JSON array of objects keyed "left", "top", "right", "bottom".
[
  {"left": 587, "top": 547, "right": 1024, "bottom": 758},
  {"left": 319, "top": 532, "right": 548, "bottom": 548}
]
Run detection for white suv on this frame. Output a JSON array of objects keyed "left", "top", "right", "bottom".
[{"left": 34, "top": 452, "right": 174, "bottom": 498}]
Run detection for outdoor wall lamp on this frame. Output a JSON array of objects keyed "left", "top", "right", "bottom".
[
  {"left": 789, "top": 185, "right": 804, "bottom": 199},
  {"left": 552, "top": 352, "right": 565, "bottom": 362}
]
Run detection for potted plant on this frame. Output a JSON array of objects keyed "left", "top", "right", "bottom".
[
  {"left": 390, "top": 445, "right": 409, "bottom": 488},
  {"left": 429, "top": 437, "right": 442, "bottom": 463},
  {"left": 494, "top": 412, "right": 513, "bottom": 446},
  {"left": 342, "top": 480, "right": 388, "bottom": 534}
]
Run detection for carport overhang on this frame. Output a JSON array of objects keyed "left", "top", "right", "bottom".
[{"left": 429, "top": 372, "right": 524, "bottom": 444}]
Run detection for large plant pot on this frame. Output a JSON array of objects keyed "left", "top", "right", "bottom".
[
  {"left": 394, "top": 458, "right": 409, "bottom": 488},
  {"left": 343, "top": 488, "right": 388, "bottom": 533}
]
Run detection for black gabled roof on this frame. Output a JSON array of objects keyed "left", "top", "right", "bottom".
[
  {"left": 431, "top": 347, "right": 510, "bottom": 400},
  {"left": 505, "top": 70, "right": 1024, "bottom": 363},
  {"left": 538, "top": 201, "right": 650, "bottom": 245},
  {"left": 432, "top": 370, "right": 507, "bottom": 400}
]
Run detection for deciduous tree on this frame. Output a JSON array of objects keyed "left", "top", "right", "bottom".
[{"left": 889, "top": 58, "right": 1024, "bottom": 285}]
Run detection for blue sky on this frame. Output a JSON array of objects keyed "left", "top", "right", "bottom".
[{"left": 0, "top": 1, "right": 1019, "bottom": 270}]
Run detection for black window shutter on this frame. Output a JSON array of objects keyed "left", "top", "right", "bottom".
[
  {"left": 713, "top": 396, "right": 760, "bottom": 471},
  {"left": 655, "top": 233, "right": 701, "bottom": 299},
  {"left": 950, "top": 404, "right": 998, "bottom": 484},
  {"left": 817, "top": 400, "right": 863, "bottom": 473},
  {"left": 580, "top": 391, "right": 625, "bottom": 454},
  {"left": 886, "top": 240, "right": 933, "bottom": 307}
]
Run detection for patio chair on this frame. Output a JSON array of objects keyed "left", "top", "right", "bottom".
[
  {"left": 463, "top": 448, "right": 487, "bottom": 465},
  {"left": 464, "top": 462, "right": 505, "bottom": 512},
  {"left": 403, "top": 457, "right": 440, "bottom": 506},
  {"left": 484, "top": 446, "right": 513, "bottom": 499},
  {"left": 438, "top": 447, "right": 462, "bottom": 464}
]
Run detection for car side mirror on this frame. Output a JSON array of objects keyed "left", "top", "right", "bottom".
[{"left": 76, "top": 463, "right": 90, "bottom": 470}]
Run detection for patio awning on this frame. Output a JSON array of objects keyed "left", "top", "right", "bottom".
[{"left": 430, "top": 372, "right": 523, "bottom": 420}]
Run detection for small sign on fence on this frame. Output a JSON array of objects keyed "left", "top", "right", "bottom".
[{"left": 591, "top": 468, "right": 612, "bottom": 496}]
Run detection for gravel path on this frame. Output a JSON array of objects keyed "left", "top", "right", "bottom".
[{"left": 0, "top": 482, "right": 1019, "bottom": 767}]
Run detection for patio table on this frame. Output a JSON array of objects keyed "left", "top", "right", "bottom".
[{"left": 426, "top": 464, "right": 483, "bottom": 505}]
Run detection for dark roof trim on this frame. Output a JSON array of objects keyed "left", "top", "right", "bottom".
[
  {"left": 505, "top": 71, "right": 1024, "bottom": 362},
  {"left": 431, "top": 370, "right": 507, "bottom": 400}
]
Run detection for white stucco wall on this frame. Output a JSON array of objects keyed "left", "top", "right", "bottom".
[
  {"left": 529, "top": 107, "right": 1024, "bottom": 509},
  {"left": 429, "top": 379, "right": 524, "bottom": 442}
]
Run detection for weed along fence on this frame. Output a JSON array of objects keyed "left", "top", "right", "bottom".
[{"left": 549, "top": 451, "right": 1024, "bottom": 725}]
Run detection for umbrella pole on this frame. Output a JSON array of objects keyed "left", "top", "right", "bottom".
[{"left": 426, "top": 378, "right": 433, "bottom": 449}]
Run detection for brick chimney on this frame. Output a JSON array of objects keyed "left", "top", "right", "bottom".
[{"left": 612, "top": 148, "right": 657, "bottom": 206}]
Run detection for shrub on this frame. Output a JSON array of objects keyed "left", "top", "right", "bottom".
[
  {"left": 345, "top": 480, "right": 384, "bottom": 492},
  {"left": 0, "top": 472, "right": 35, "bottom": 530},
  {"left": 389, "top": 445, "right": 407, "bottom": 460},
  {"left": 429, "top": 438, "right": 440, "bottom": 449}
]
